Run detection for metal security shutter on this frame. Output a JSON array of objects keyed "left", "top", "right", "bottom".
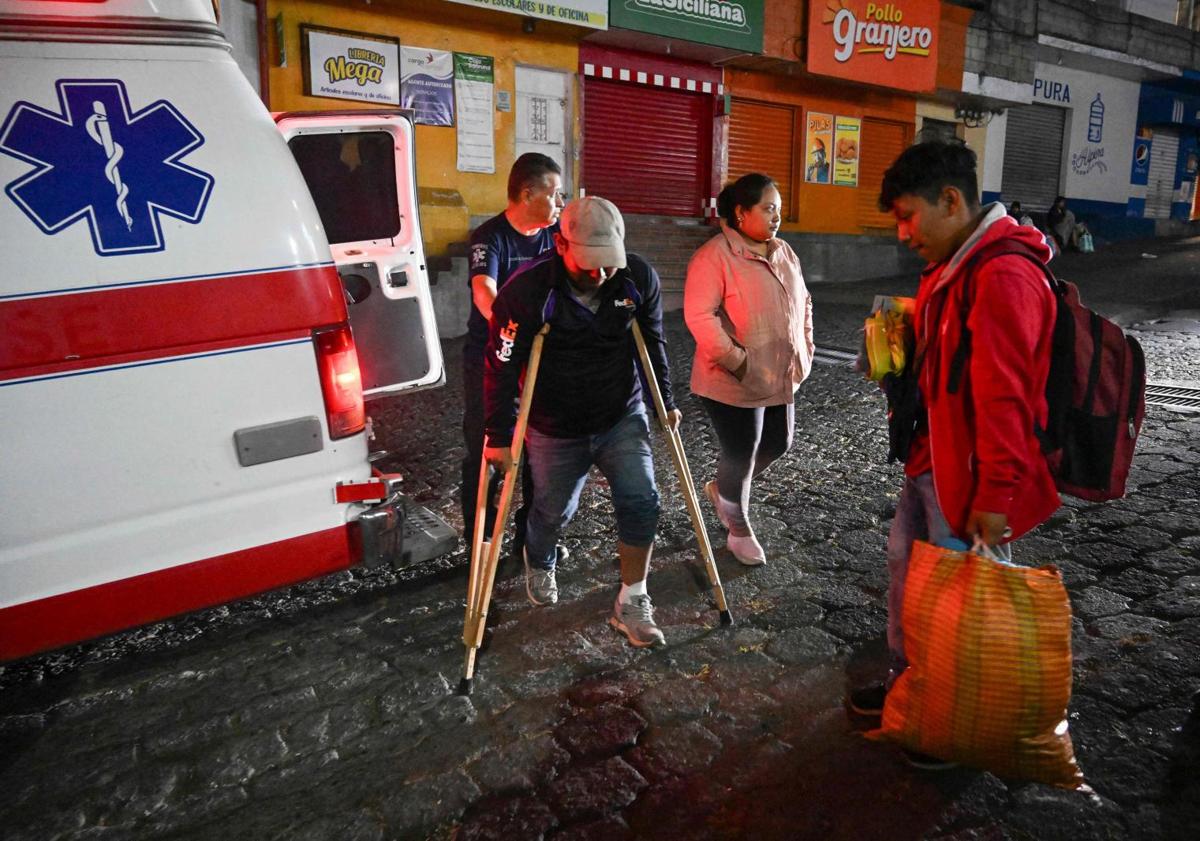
[
  {"left": 582, "top": 78, "right": 710, "bottom": 217},
  {"left": 728, "top": 99, "right": 797, "bottom": 221},
  {"left": 1145, "top": 128, "right": 1180, "bottom": 219},
  {"left": 856, "top": 118, "right": 911, "bottom": 229},
  {"left": 1002, "top": 104, "right": 1066, "bottom": 211}
]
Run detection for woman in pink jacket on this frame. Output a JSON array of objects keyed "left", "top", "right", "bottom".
[{"left": 684, "top": 174, "right": 814, "bottom": 565}]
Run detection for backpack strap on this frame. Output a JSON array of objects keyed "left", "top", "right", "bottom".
[{"left": 944, "top": 240, "right": 1057, "bottom": 395}]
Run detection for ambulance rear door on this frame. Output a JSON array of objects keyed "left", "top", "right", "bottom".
[{"left": 275, "top": 110, "right": 444, "bottom": 399}]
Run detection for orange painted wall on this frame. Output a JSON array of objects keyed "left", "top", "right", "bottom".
[
  {"left": 263, "top": 0, "right": 581, "bottom": 254},
  {"left": 725, "top": 68, "right": 916, "bottom": 234},
  {"left": 937, "top": 4, "right": 974, "bottom": 92}
]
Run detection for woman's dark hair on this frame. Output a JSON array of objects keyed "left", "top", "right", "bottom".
[
  {"left": 717, "top": 173, "right": 776, "bottom": 229},
  {"left": 878, "top": 140, "right": 978, "bottom": 212}
]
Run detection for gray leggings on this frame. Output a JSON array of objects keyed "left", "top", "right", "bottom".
[{"left": 700, "top": 397, "right": 794, "bottom": 526}]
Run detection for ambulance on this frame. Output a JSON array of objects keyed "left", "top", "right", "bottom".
[{"left": 0, "top": 0, "right": 452, "bottom": 660}]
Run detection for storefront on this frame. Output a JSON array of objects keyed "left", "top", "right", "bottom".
[
  {"left": 715, "top": 0, "right": 946, "bottom": 234},
  {"left": 986, "top": 65, "right": 1141, "bottom": 217},
  {"left": 578, "top": 44, "right": 722, "bottom": 217},
  {"left": 1135, "top": 77, "right": 1200, "bottom": 221},
  {"left": 575, "top": 1, "right": 765, "bottom": 218},
  {"left": 262, "top": 0, "right": 592, "bottom": 255}
]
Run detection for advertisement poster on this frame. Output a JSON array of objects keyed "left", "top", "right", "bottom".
[
  {"left": 833, "top": 116, "right": 861, "bottom": 187},
  {"left": 804, "top": 112, "right": 834, "bottom": 184},
  {"left": 445, "top": 0, "right": 607, "bottom": 29},
  {"left": 455, "top": 53, "right": 495, "bottom": 174},
  {"left": 401, "top": 47, "right": 455, "bottom": 126},
  {"left": 302, "top": 26, "right": 400, "bottom": 105}
]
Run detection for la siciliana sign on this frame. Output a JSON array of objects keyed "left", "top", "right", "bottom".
[{"left": 611, "top": 0, "right": 764, "bottom": 53}]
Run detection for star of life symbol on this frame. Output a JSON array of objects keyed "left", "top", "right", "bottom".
[{"left": 0, "top": 79, "right": 214, "bottom": 256}]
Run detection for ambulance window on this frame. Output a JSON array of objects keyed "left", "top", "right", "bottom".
[{"left": 288, "top": 132, "right": 400, "bottom": 244}]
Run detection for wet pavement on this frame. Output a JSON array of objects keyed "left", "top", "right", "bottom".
[{"left": 2, "top": 234, "right": 1199, "bottom": 840}]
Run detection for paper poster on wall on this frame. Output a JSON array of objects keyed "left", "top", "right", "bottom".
[
  {"left": 301, "top": 26, "right": 400, "bottom": 105},
  {"left": 455, "top": 53, "right": 495, "bottom": 174},
  {"left": 401, "top": 46, "right": 455, "bottom": 126},
  {"left": 833, "top": 116, "right": 861, "bottom": 187},
  {"left": 804, "top": 112, "right": 834, "bottom": 184}
]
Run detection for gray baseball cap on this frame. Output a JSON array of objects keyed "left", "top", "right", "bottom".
[{"left": 560, "top": 196, "right": 627, "bottom": 270}]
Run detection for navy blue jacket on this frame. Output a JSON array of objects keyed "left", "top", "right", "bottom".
[{"left": 484, "top": 252, "right": 676, "bottom": 446}]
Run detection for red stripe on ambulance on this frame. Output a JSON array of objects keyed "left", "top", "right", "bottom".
[
  {"left": 0, "top": 265, "right": 347, "bottom": 375},
  {"left": 0, "top": 526, "right": 355, "bottom": 662}
]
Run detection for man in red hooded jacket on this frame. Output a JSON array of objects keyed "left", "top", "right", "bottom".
[{"left": 849, "top": 141, "right": 1061, "bottom": 760}]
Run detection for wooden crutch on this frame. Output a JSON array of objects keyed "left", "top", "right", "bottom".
[
  {"left": 460, "top": 323, "right": 550, "bottom": 695},
  {"left": 631, "top": 321, "right": 733, "bottom": 626}
]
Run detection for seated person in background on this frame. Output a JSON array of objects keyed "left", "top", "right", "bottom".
[
  {"left": 1008, "top": 201, "right": 1034, "bottom": 228},
  {"left": 1047, "top": 196, "right": 1076, "bottom": 250}
]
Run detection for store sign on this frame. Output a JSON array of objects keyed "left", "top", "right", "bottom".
[
  {"left": 444, "top": 0, "right": 607, "bottom": 30},
  {"left": 302, "top": 26, "right": 400, "bottom": 105},
  {"left": 806, "top": 0, "right": 939, "bottom": 93},
  {"left": 611, "top": 0, "right": 764, "bottom": 53}
]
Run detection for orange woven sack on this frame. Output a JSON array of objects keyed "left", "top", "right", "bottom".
[{"left": 868, "top": 540, "right": 1085, "bottom": 788}]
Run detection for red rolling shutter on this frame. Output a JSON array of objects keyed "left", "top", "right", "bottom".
[
  {"left": 728, "top": 99, "right": 797, "bottom": 221},
  {"left": 582, "top": 78, "right": 711, "bottom": 217},
  {"left": 856, "top": 118, "right": 912, "bottom": 229}
]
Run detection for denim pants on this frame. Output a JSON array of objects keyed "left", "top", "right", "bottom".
[
  {"left": 523, "top": 405, "right": 660, "bottom": 570},
  {"left": 886, "top": 472, "right": 1010, "bottom": 684}
]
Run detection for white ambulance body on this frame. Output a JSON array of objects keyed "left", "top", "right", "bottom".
[{"left": 0, "top": 0, "right": 446, "bottom": 660}]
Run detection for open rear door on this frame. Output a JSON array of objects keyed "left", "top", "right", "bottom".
[{"left": 276, "top": 110, "right": 444, "bottom": 399}]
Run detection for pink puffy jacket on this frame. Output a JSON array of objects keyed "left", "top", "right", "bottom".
[{"left": 684, "top": 224, "right": 814, "bottom": 408}]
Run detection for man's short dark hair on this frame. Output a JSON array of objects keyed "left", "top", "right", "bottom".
[
  {"left": 508, "top": 152, "right": 561, "bottom": 202},
  {"left": 878, "top": 140, "right": 979, "bottom": 212}
]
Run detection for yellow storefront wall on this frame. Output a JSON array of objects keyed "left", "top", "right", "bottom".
[
  {"left": 726, "top": 69, "right": 916, "bottom": 235},
  {"left": 264, "top": 0, "right": 580, "bottom": 256},
  {"left": 917, "top": 101, "right": 988, "bottom": 167}
]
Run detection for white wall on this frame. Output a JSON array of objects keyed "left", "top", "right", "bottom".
[
  {"left": 219, "top": 0, "right": 260, "bottom": 97},
  {"left": 1033, "top": 62, "right": 1141, "bottom": 206}
]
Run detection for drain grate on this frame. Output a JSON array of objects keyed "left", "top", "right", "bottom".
[{"left": 1146, "top": 383, "right": 1200, "bottom": 413}]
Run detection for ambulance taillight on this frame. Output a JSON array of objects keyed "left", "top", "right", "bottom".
[{"left": 313, "top": 325, "right": 365, "bottom": 439}]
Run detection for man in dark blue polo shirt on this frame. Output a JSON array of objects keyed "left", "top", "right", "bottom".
[
  {"left": 462, "top": 153, "right": 564, "bottom": 549},
  {"left": 483, "top": 197, "right": 680, "bottom": 647}
]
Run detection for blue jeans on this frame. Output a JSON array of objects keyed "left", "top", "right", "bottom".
[
  {"left": 523, "top": 405, "right": 660, "bottom": 570},
  {"left": 886, "top": 472, "right": 1011, "bottom": 685}
]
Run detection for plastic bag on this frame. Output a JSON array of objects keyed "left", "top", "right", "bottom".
[
  {"left": 868, "top": 540, "right": 1085, "bottom": 788},
  {"left": 1078, "top": 231, "right": 1095, "bottom": 253},
  {"left": 861, "top": 295, "right": 915, "bottom": 382}
]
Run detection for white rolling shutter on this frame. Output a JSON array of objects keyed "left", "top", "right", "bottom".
[
  {"left": 1145, "top": 129, "right": 1179, "bottom": 219},
  {"left": 1001, "top": 104, "right": 1066, "bottom": 211}
]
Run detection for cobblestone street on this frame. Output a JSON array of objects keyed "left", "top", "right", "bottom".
[{"left": 2, "top": 239, "right": 1199, "bottom": 840}]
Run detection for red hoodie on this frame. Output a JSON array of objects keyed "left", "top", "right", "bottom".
[{"left": 905, "top": 205, "right": 1061, "bottom": 541}]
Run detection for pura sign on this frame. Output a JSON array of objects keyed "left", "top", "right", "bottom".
[{"left": 806, "top": 0, "right": 940, "bottom": 93}]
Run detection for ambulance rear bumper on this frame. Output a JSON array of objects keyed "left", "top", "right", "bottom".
[{"left": 351, "top": 478, "right": 457, "bottom": 569}]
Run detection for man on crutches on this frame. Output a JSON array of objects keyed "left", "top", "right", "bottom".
[{"left": 483, "top": 196, "right": 680, "bottom": 647}]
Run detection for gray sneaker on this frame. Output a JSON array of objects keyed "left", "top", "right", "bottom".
[
  {"left": 609, "top": 594, "right": 666, "bottom": 648},
  {"left": 523, "top": 546, "right": 558, "bottom": 606}
]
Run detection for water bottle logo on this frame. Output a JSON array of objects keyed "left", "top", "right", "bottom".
[{"left": 1088, "top": 93, "right": 1104, "bottom": 144}]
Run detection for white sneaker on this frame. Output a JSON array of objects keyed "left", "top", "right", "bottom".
[
  {"left": 704, "top": 480, "right": 733, "bottom": 531},
  {"left": 523, "top": 546, "right": 559, "bottom": 606},
  {"left": 727, "top": 533, "right": 766, "bottom": 566},
  {"left": 609, "top": 594, "right": 666, "bottom": 647}
]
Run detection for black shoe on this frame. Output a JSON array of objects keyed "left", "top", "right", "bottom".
[
  {"left": 848, "top": 684, "right": 887, "bottom": 716},
  {"left": 902, "top": 749, "right": 958, "bottom": 771}
]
